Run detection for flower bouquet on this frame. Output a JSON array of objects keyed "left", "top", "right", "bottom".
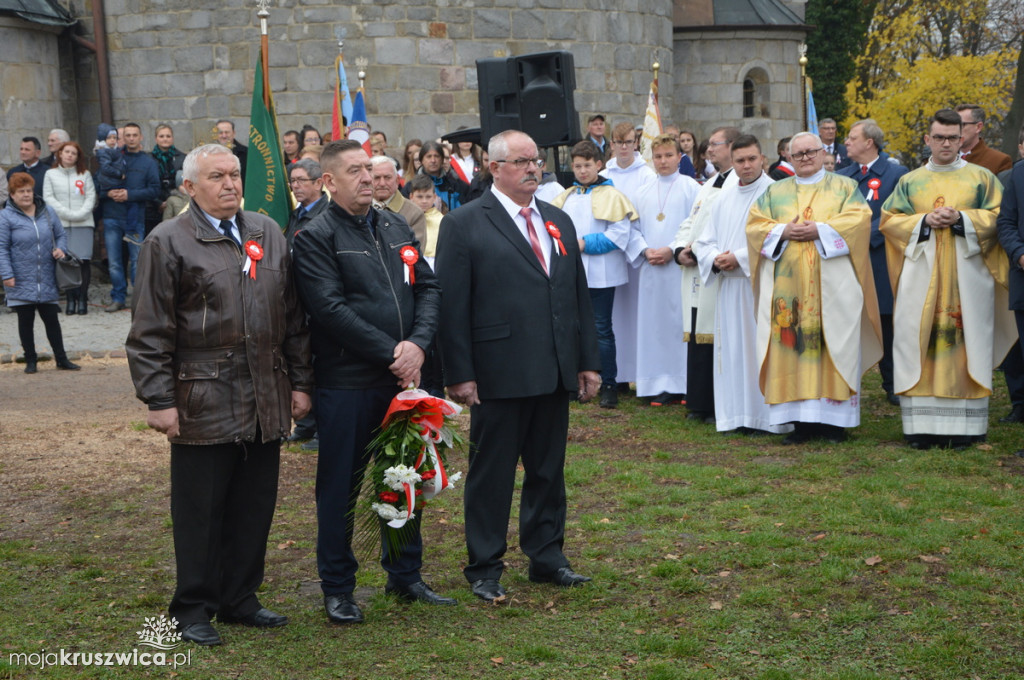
[{"left": 357, "top": 389, "right": 466, "bottom": 555}]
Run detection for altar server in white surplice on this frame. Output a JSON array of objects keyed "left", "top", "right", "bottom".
[
  {"left": 694, "top": 135, "right": 791, "bottom": 435},
  {"left": 629, "top": 134, "right": 700, "bottom": 404}
]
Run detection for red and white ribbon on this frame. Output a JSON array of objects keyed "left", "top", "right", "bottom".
[
  {"left": 545, "top": 221, "right": 567, "bottom": 256},
  {"left": 400, "top": 245, "right": 418, "bottom": 285},
  {"left": 74, "top": 179, "right": 85, "bottom": 196},
  {"left": 867, "top": 178, "right": 881, "bottom": 201},
  {"left": 243, "top": 240, "right": 263, "bottom": 280}
]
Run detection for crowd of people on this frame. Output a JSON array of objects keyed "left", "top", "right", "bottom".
[{"left": 6, "top": 102, "right": 1024, "bottom": 647}]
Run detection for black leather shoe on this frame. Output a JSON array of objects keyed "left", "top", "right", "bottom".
[
  {"left": 55, "top": 357, "right": 81, "bottom": 371},
  {"left": 470, "top": 578, "right": 506, "bottom": 602},
  {"left": 599, "top": 384, "right": 618, "bottom": 409},
  {"left": 24, "top": 360, "right": 37, "bottom": 374},
  {"left": 999, "top": 405, "right": 1024, "bottom": 423},
  {"left": 886, "top": 391, "right": 900, "bottom": 406},
  {"left": 529, "top": 566, "right": 591, "bottom": 587},
  {"left": 219, "top": 607, "right": 288, "bottom": 628},
  {"left": 179, "top": 621, "right": 222, "bottom": 646},
  {"left": 324, "top": 594, "right": 363, "bottom": 624},
  {"left": 386, "top": 580, "right": 456, "bottom": 605}
]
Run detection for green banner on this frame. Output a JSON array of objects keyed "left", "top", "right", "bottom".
[{"left": 244, "top": 50, "right": 292, "bottom": 229}]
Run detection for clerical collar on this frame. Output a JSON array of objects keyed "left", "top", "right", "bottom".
[
  {"left": 926, "top": 157, "right": 968, "bottom": 173},
  {"left": 795, "top": 167, "right": 826, "bottom": 185},
  {"left": 573, "top": 177, "right": 613, "bottom": 194}
]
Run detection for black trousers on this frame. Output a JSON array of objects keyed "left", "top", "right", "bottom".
[
  {"left": 463, "top": 390, "right": 572, "bottom": 583},
  {"left": 1000, "top": 338, "right": 1024, "bottom": 406},
  {"left": 169, "top": 434, "right": 280, "bottom": 626},
  {"left": 878, "top": 313, "right": 894, "bottom": 394},
  {"left": 686, "top": 308, "right": 715, "bottom": 416},
  {"left": 14, "top": 303, "right": 67, "bottom": 361},
  {"left": 316, "top": 386, "right": 423, "bottom": 595}
]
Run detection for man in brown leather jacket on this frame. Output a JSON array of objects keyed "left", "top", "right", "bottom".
[{"left": 126, "top": 144, "right": 313, "bottom": 647}]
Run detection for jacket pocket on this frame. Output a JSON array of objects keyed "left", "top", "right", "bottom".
[
  {"left": 177, "top": 361, "right": 219, "bottom": 417},
  {"left": 472, "top": 323, "right": 511, "bottom": 342}
]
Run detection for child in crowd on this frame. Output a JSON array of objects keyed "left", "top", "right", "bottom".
[
  {"left": 549, "top": 140, "right": 636, "bottom": 408},
  {"left": 407, "top": 174, "right": 444, "bottom": 269},
  {"left": 162, "top": 171, "right": 189, "bottom": 220}
]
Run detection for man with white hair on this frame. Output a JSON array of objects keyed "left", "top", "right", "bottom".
[
  {"left": 42, "top": 128, "right": 70, "bottom": 167},
  {"left": 126, "top": 143, "right": 313, "bottom": 646},
  {"left": 371, "top": 155, "right": 426, "bottom": 245},
  {"left": 747, "top": 131, "right": 882, "bottom": 444}
]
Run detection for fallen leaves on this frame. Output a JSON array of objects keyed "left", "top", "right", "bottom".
[
  {"left": 864, "top": 555, "right": 883, "bottom": 566},
  {"left": 918, "top": 554, "right": 943, "bottom": 563}
]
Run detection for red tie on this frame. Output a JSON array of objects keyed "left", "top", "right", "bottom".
[
  {"left": 861, "top": 165, "right": 868, "bottom": 175},
  {"left": 519, "top": 207, "right": 548, "bottom": 275}
]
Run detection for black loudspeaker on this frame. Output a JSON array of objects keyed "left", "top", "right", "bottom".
[{"left": 477, "top": 51, "right": 580, "bottom": 148}]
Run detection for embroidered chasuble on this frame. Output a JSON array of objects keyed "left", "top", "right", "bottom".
[
  {"left": 879, "top": 159, "right": 1014, "bottom": 435},
  {"left": 747, "top": 172, "right": 882, "bottom": 415}
]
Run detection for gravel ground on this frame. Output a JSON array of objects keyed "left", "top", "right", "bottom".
[{"left": 0, "top": 280, "right": 132, "bottom": 362}]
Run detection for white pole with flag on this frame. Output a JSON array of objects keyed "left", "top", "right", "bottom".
[{"left": 640, "top": 62, "right": 663, "bottom": 166}]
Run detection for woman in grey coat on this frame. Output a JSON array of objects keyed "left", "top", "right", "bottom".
[{"left": 0, "top": 172, "right": 80, "bottom": 373}]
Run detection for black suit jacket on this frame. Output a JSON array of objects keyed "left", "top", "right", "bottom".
[
  {"left": 997, "top": 160, "right": 1024, "bottom": 310},
  {"left": 435, "top": 189, "right": 600, "bottom": 400}
]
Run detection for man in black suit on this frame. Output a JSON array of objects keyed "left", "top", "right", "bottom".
[
  {"left": 837, "top": 119, "right": 908, "bottom": 405},
  {"left": 435, "top": 130, "right": 602, "bottom": 602},
  {"left": 997, "top": 124, "right": 1024, "bottom": 457},
  {"left": 818, "top": 118, "right": 850, "bottom": 170}
]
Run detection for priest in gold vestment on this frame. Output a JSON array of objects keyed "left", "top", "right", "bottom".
[
  {"left": 747, "top": 132, "right": 883, "bottom": 444},
  {"left": 880, "top": 109, "right": 1015, "bottom": 449}
]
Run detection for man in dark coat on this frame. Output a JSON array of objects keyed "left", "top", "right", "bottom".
[
  {"left": 997, "top": 125, "right": 1024, "bottom": 456},
  {"left": 6, "top": 137, "right": 48, "bottom": 197},
  {"left": 126, "top": 143, "right": 313, "bottom": 646},
  {"left": 435, "top": 130, "right": 601, "bottom": 603},
  {"left": 838, "top": 118, "right": 908, "bottom": 404},
  {"left": 819, "top": 118, "right": 850, "bottom": 170}
]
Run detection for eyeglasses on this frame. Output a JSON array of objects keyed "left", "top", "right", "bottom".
[
  {"left": 930, "top": 134, "right": 962, "bottom": 145},
  {"left": 494, "top": 157, "right": 545, "bottom": 169},
  {"left": 791, "top": 148, "right": 822, "bottom": 160},
  {"left": 707, "top": 140, "right": 729, "bottom": 147},
  {"left": 613, "top": 139, "right": 636, "bottom": 147},
  {"left": 289, "top": 177, "right": 314, "bottom": 186}
]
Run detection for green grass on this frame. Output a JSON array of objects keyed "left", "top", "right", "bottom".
[{"left": 1, "top": 370, "right": 1023, "bottom": 678}]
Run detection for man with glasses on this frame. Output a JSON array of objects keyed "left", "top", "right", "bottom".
[
  {"left": 955, "top": 104, "right": 1012, "bottom": 175},
  {"left": 284, "top": 159, "right": 328, "bottom": 245},
  {"left": 747, "top": 131, "right": 882, "bottom": 444},
  {"left": 880, "top": 109, "right": 1013, "bottom": 450},
  {"left": 672, "top": 126, "right": 740, "bottom": 424},
  {"left": 818, "top": 118, "right": 849, "bottom": 170},
  {"left": 601, "top": 121, "right": 653, "bottom": 391},
  {"left": 435, "top": 130, "right": 601, "bottom": 602}
]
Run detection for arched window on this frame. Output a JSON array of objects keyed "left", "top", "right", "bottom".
[{"left": 741, "top": 67, "right": 770, "bottom": 118}]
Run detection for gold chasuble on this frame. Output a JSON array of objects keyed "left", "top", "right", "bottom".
[
  {"left": 879, "top": 160, "right": 1013, "bottom": 406},
  {"left": 747, "top": 172, "right": 882, "bottom": 409}
]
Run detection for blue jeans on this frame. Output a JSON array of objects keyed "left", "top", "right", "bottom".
[
  {"left": 103, "top": 212, "right": 143, "bottom": 304},
  {"left": 589, "top": 286, "right": 617, "bottom": 388}
]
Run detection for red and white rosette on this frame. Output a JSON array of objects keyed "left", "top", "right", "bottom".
[
  {"left": 74, "top": 179, "right": 85, "bottom": 196},
  {"left": 243, "top": 240, "right": 264, "bottom": 280},
  {"left": 867, "top": 178, "right": 881, "bottom": 201},
  {"left": 545, "top": 221, "right": 567, "bottom": 256},
  {"left": 399, "top": 245, "right": 418, "bottom": 285}
]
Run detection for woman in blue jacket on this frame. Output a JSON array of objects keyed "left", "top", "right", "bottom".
[{"left": 0, "top": 173, "right": 81, "bottom": 373}]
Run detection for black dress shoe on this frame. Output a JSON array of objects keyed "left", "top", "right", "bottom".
[
  {"left": 529, "top": 566, "right": 592, "bottom": 587},
  {"left": 324, "top": 594, "right": 363, "bottom": 624},
  {"left": 179, "top": 621, "right": 222, "bottom": 646},
  {"left": 470, "top": 578, "right": 506, "bottom": 602},
  {"left": 24, "top": 360, "right": 37, "bottom": 374},
  {"left": 999, "top": 405, "right": 1024, "bottom": 423},
  {"left": 55, "top": 357, "right": 81, "bottom": 371},
  {"left": 386, "top": 580, "right": 456, "bottom": 605},
  {"left": 886, "top": 391, "right": 900, "bottom": 406},
  {"left": 219, "top": 606, "right": 288, "bottom": 628}
]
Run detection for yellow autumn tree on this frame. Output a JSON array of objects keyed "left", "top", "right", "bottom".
[{"left": 844, "top": 0, "right": 1022, "bottom": 163}]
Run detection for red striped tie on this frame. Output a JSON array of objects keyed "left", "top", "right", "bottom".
[{"left": 520, "top": 207, "right": 548, "bottom": 275}]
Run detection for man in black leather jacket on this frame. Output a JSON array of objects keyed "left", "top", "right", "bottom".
[{"left": 291, "top": 140, "right": 448, "bottom": 626}]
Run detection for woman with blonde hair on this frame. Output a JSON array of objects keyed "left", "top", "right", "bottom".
[
  {"left": 43, "top": 141, "right": 96, "bottom": 314},
  {"left": 402, "top": 138, "right": 423, "bottom": 185}
]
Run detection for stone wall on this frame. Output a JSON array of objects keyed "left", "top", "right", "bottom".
[
  {"left": 67, "top": 0, "right": 673, "bottom": 153},
  {"left": 672, "top": 28, "right": 808, "bottom": 151},
  {"left": 0, "top": 17, "right": 65, "bottom": 167}
]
